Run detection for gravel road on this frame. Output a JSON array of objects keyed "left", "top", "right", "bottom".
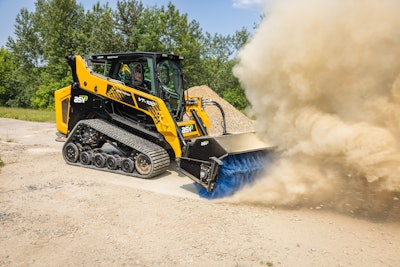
[{"left": 1, "top": 117, "right": 400, "bottom": 267}]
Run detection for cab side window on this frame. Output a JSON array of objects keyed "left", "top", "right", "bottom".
[{"left": 117, "top": 59, "right": 153, "bottom": 94}]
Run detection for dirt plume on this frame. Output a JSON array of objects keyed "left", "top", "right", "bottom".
[{"left": 231, "top": 0, "right": 400, "bottom": 215}]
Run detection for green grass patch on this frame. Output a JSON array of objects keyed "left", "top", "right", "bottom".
[
  {"left": 0, "top": 106, "right": 55, "bottom": 122},
  {"left": 0, "top": 156, "right": 4, "bottom": 168}
]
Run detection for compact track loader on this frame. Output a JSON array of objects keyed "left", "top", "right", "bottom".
[{"left": 55, "top": 53, "right": 271, "bottom": 198}]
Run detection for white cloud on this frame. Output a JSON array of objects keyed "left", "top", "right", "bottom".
[{"left": 232, "top": 0, "right": 265, "bottom": 9}]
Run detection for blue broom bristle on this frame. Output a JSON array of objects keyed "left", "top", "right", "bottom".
[{"left": 195, "top": 151, "right": 269, "bottom": 199}]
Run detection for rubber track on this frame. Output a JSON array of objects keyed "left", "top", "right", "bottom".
[{"left": 63, "top": 119, "right": 170, "bottom": 178}]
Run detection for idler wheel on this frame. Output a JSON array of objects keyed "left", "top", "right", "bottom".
[
  {"left": 63, "top": 143, "right": 79, "bottom": 163},
  {"left": 135, "top": 153, "right": 152, "bottom": 175}
]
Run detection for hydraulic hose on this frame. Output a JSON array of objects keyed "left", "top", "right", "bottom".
[{"left": 202, "top": 99, "right": 227, "bottom": 135}]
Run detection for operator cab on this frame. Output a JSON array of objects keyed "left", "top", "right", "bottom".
[{"left": 89, "top": 52, "right": 186, "bottom": 120}]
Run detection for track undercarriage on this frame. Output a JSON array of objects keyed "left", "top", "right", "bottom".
[{"left": 62, "top": 119, "right": 170, "bottom": 178}]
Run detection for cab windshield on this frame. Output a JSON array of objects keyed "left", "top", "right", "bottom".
[{"left": 157, "top": 60, "right": 184, "bottom": 117}]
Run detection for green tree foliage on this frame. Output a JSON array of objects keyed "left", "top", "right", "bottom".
[
  {"left": 222, "top": 28, "right": 251, "bottom": 111},
  {"left": 3, "top": 0, "right": 254, "bottom": 112},
  {"left": 7, "top": 8, "right": 42, "bottom": 68},
  {"left": 29, "top": 0, "right": 87, "bottom": 108},
  {"left": 114, "top": 0, "right": 144, "bottom": 51},
  {"left": 85, "top": 2, "right": 123, "bottom": 54},
  {"left": 31, "top": 72, "right": 71, "bottom": 109},
  {"left": 34, "top": 0, "right": 86, "bottom": 79},
  {"left": 150, "top": 3, "right": 203, "bottom": 87},
  {"left": 199, "top": 28, "right": 251, "bottom": 111},
  {"left": 0, "top": 48, "right": 14, "bottom": 106},
  {"left": 91, "top": 1, "right": 204, "bottom": 86},
  {"left": 6, "top": 8, "right": 42, "bottom": 107}
]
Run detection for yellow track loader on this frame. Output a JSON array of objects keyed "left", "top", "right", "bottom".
[{"left": 55, "top": 53, "right": 271, "bottom": 198}]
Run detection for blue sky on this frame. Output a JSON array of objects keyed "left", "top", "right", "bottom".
[{"left": 0, "top": 0, "right": 266, "bottom": 48}]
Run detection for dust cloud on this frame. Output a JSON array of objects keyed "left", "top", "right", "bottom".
[{"left": 231, "top": 0, "right": 400, "bottom": 215}]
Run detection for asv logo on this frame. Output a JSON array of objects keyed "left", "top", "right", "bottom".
[
  {"left": 73, "top": 95, "right": 88, "bottom": 103},
  {"left": 181, "top": 124, "right": 195, "bottom": 134}
]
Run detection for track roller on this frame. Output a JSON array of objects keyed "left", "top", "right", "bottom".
[
  {"left": 79, "top": 151, "right": 92, "bottom": 165},
  {"left": 93, "top": 153, "right": 107, "bottom": 168},
  {"left": 106, "top": 154, "right": 120, "bottom": 170},
  {"left": 121, "top": 158, "right": 135, "bottom": 173}
]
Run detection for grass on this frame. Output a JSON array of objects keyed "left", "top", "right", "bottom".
[{"left": 0, "top": 106, "right": 55, "bottom": 122}]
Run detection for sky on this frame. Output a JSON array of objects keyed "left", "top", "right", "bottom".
[{"left": 0, "top": 0, "right": 266, "bottom": 48}]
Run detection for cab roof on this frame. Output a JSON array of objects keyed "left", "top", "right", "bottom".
[{"left": 90, "top": 52, "right": 184, "bottom": 62}]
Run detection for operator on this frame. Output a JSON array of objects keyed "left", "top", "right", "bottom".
[{"left": 132, "top": 63, "right": 148, "bottom": 92}]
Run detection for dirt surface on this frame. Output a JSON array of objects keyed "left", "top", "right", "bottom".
[{"left": 1, "top": 117, "right": 400, "bottom": 267}]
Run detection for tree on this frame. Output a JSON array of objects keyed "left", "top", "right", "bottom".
[
  {"left": 231, "top": 27, "right": 251, "bottom": 52},
  {"left": 151, "top": 3, "right": 203, "bottom": 87},
  {"left": 198, "top": 28, "right": 251, "bottom": 110},
  {"left": 84, "top": 2, "right": 123, "bottom": 54},
  {"left": 34, "top": 0, "right": 86, "bottom": 79},
  {"left": 200, "top": 32, "right": 234, "bottom": 93},
  {"left": 221, "top": 28, "right": 251, "bottom": 111},
  {"left": 27, "top": 0, "right": 87, "bottom": 108},
  {"left": 114, "top": 0, "right": 144, "bottom": 51},
  {"left": 31, "top": 72, "right": 71, "bottom": 109},
  {"left": 0, "top": 48, "right": 14, "bottom": 106},
  {"left": 6, "top": 8, "right": 43, "bottom": 107},
  {"left": 2, "top": 0, "right": 253, "bottom": 111},
  {"left": 124, "top": 3, "right": 203, "bottom": 86}
]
